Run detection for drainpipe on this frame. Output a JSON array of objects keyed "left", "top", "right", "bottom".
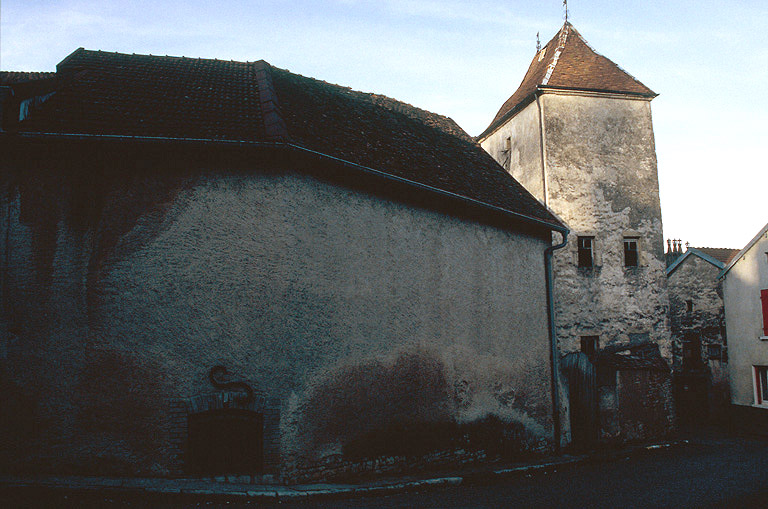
[{"left": 545, "top": 230, "right": 568, "bottom": 452}]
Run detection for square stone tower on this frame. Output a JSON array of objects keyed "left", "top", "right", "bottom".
[{"left": 479, "top": 23, "right": 671, "bottom": 363}]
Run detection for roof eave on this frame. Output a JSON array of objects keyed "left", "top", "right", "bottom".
[
  {"left": 666, "top": 248, "right": 725, "bottom": 277},
  {"left": 478, "top": 85, "right": 657, "bottom": 142},
  {"left": 0, "top": 130, "right": 568, "bottom": 234},
  {"left": 719, "top": 222, "right": 768, "bottom": 279}
]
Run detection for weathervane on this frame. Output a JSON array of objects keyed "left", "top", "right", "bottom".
[
  {"left": 563, "top": 0, "right": 569, "bottom": 22},
  {"left": 536, "top": 32, "right": 541, "bottom": 52}
]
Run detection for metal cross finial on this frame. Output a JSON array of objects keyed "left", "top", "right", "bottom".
[{"left": 563, "top": 0, "right": 568, "bottom": 22}]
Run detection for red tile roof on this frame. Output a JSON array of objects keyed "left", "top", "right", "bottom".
[
  {"left": 2, "top": 48, "right": 563, "bottom": 231},
  {"left": 480, "top": 22, "right": 656, "bottom": 139},
  {"left": 693, "top": 247, "right": 740, "bottom": 265}
]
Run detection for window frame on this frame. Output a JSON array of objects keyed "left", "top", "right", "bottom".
[
  {"left": 761, "top": 289, "right": 768, "bottom": 338},
  {"left": 623, "top": 236, "right": 640, "bottom": 268},
  {"left": 577, "top": 236, "right": 595, "bottom": 269},
  {"left": 753, "top": 366, "right": 768, "bottom": 407}
]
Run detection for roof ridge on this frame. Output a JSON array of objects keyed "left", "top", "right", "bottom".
[
  {"left": 541, "top": 23, "right": 570, "bottom": 86},
  {"left": 58, "top": 48, "right": 259, "bottom": 69},
  {"left": 693, "top": 246, "right": 739, "bottom": 251},
  {"left": 252, "top": 61, "right": 288, "bottom": 142},
  {"left": 273, "top": 67, "right": 473, "bottom": 142}
]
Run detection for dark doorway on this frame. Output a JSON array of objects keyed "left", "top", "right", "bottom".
[
  {"left": 561, "top": 352, "right": 598, "bottom": 450},
  {"left": 682, "top": 334, "right": 704, "bottom": 372},
  {"left": 187, "top": 408, "right": 264, "bottom": 475}
]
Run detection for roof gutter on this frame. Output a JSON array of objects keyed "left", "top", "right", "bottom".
[
  {"left": 545, "top": 230, "right": 568, "bottom": 452},
  {"left": 284, "top": 143, "right": 567, "bottom": 234},
  {"left": 0, "top": 131, "right": 567, "bottom": 234}
]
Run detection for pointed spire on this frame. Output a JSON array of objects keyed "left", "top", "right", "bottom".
[
  {"left": 479, "top": 22, "right": 657, "bottom": 139},
  {"left": 563, "top": 0, "right": 569, "bottom": 23}
]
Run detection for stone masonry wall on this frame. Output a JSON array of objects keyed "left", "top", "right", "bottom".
[{"left": 668, "top": 255, "right": 729, "bottom": 415}]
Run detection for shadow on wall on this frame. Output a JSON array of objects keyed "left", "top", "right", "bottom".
[{"left": 295, "top": 345, "right": 549, "bottom": 463}]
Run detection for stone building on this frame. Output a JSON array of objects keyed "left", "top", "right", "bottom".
[
  {"left": 478, "top": 22, "right": 674, "bottom": 445},
  {"left": 721, "top": 223, "right": 768, "bottom": 433},
  {"left": 666, "top": 242, "right": 739, "bottom": 422},
  {"left": 0, "top": 49, "right": 567, "bottom": 479}
]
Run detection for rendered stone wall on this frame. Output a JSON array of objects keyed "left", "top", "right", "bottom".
[
  {"left": 540, "top": 92, "right": 671, "bottom": 359},
  {"left": 480, "top": 101, "right": 545, "bottom": 203},
  {"left": 481, "top": 91, "right": 673, "bottom": 442},
  {"left": 0, "top": 153, "right": 555, "bottom": 477}
]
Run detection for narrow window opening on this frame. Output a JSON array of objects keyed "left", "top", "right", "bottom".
[
  {"left": 624, "top": 237, "right": 639, "bottom": 267},
  {"left": 686, "top": 300, "right": 693, "bottom": 313},
  {"left": 501, "top": 137, "right": 512, "bottom": 170},
  {"left": 578, "top": 236, "right": 594, "bottom": 268},
  {"left": 754, "top": 366, "right": 768, "bottom": 405}
]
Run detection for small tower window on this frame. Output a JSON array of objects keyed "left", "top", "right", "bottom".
[
  {"left": 578, "top": 236, "right": 594, "bottom": 268},
  {"left": 624, "top": 237, "right": 639, "bottom": 267},
  {"left": 686, "top": 300, "right": 693, "bottom": 313},
  {"left": 501, "top": 137, "right": 512, "bottom": 170}
]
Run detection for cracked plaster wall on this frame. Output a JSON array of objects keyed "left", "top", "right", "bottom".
[
  {"left": 485, "top": 94, "right": 671, "bottom": 358},
  {"left": 482, "top": 93, "right": 672, "bottom": 360},
  {"left": 541, "top": 93, "right": 670, "bottom": 357}
]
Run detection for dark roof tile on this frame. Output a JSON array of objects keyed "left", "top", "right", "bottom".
[{"left": 3, "top": 49, "right": 563, "bottom": 230}]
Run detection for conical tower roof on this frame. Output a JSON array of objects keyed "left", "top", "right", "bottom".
[{"left": 480, "top": 22, "right": 656, "bottom": 138}]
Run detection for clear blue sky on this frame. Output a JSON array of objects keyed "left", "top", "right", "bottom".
[{"left": 2, "top": 0, "right": 766, "bottom": 249}]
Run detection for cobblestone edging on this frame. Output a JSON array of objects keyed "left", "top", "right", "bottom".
[{"left": 285, "top": 448, "right": 489, "bottom": 484}]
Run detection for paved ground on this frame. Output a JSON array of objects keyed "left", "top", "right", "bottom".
[
  {"left": 302, "top": 434, "right": 768, "bottom": 508},
  {"left": 1, "top": 430, "right": 767, "bottom": 507}
]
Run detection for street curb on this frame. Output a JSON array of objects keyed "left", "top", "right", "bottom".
[{"left": 0, "top": 440, "right": 692, "bottom": 503}]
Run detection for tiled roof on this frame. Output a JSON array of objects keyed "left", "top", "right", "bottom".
[
  {"left": 0, "top": 71, "right": 55, "bottom": 84},
  {"left": 693, "top": 247, "right": 740, "bottom": 265},
  {"left": 2, "top": 48, "right": 563, "bottom": 230},
  {"left": 269, "top": 67, "right": 557, "bottom": 225},
  {"left": 18, "top": 49, "right": 263, "bottom": 141},
  {"left": 480, "top": 22, "right": 656, "bottom": 139}
]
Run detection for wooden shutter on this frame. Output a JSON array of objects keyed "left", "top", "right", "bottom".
[{"left": 761, "top": 289, "right": 768, "bottom": 336}]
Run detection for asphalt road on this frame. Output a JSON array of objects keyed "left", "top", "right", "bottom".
[
  {"left": 2, "top": 432, "right": 767, "bottom": 508},
  {"left": 307, "top": 434, "right": 768, "bottom": 509}
]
